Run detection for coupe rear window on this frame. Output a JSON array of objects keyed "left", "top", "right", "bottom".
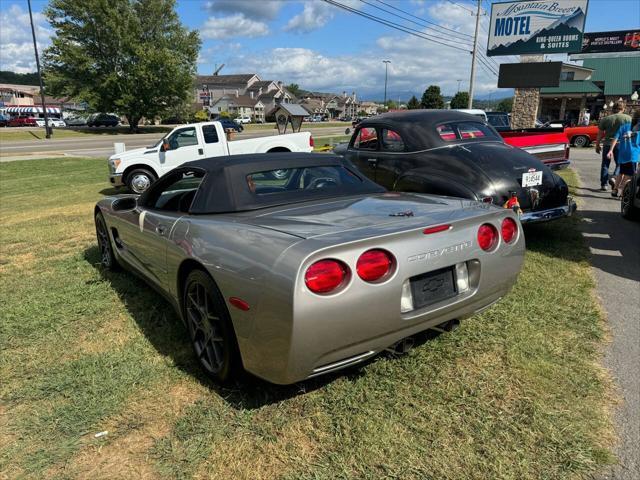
[
  {"left": 247, "top": 166, "right": 363, "bottom": 195},
  {"left": 436, "top": 121, "right": 499, "bottom": 142}
]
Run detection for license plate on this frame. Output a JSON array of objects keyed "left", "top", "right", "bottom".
[
  {"left": 410, "top": 266, "right": 457, "bottom": 310},
  {"left": 522, "top": 170, "right": 543, "bottom": 187}
]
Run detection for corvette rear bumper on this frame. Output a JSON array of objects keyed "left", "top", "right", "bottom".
[{"left": 520, "top": 196, "right": 576, "bottom": 224}]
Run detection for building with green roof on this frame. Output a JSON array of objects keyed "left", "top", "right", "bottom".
[{"left": 539, "top": 57, "right": 640, "bottom": 123}]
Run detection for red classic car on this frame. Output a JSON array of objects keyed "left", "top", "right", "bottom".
[
  {"left": 564, "top": 125, "right": 599, "bottom": 148},
  {"left": 7, "top": 117, "right": 38, "bottom": 127}
]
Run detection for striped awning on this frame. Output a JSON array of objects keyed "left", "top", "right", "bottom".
[{"left": 6, "top": 106, "right": 61, "bottom": 114}]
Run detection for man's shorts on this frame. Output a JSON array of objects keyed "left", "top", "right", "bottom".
[{"left": 619, "top": 162, "right": 637, "bottom": 176}]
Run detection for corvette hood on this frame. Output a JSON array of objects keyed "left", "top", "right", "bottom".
[{"left": 240, "top": 193, "right": 498, "bottom": 239}]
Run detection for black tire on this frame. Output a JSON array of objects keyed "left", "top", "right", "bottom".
[
  {"left": 126, "top": 168, "right": 156, "bottom": 194},
  {"left": 621, "top": 182, "right": 639, "bottom": 220},
  {"left": 182, "top": 269, "right": 241, "bottom": 383},
  {"left": 95, "top": 211, "right": 119, "bottom": 270},
  {"left": 573, "top": 135, "right": 589, "bottom": 148}
]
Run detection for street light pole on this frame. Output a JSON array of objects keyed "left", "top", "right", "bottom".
[
  {"left": 383, "top": 60, "right": 391, "bottom": 108},
  {"left": 467, "top": 0, "right": 481, "bottom": 109},
  {"left": 28, "top": 0, "right": 51, "bottom": 138}
]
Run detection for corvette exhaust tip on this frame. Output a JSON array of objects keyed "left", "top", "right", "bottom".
[{"left": 386, "top": 337, "right": 415, "bottom": 355}]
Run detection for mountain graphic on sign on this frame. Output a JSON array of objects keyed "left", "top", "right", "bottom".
[
  {"left": 490, "top": 21, "right": 583, "bottom": 55},
  {"left": 491, "top": 8, "right": 585, "bottom": 50}
]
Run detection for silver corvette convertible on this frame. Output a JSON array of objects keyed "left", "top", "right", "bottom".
[{"left": 94, "top": 153, "right": 525, "bottom": 384}]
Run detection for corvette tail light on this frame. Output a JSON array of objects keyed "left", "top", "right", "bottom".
[
  {"left": 356, "top": 249, "right": 394, "bottom": 282},
  {"left": 477, "top": 223, "right": 498, "bottom": 251},
  {"left": 501, "top": 217, "right": 518, "bottom": 244},
  {"left": 305, "top": 259, "right": 348, "bottom": 294},
  {"left": 309, "top": 136, "right": 314, "bottom": 148}
]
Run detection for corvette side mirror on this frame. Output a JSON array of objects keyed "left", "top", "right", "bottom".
[{"left": 112, "top": 196, "right": 138, "bottom": 211}]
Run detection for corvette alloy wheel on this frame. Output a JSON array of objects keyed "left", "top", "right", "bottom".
[
  {"left": 184, "top": 270, "right": 239, "bottom": 382},
  {"left": 95, "top": 212, "right": 117, "bottom": 269}
]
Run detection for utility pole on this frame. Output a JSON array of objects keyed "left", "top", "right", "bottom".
[
  {"left": 383, "top": 60, "right": 391, "bottom": 108},
  {"left": 467, "top": 0, "right": 481, "bottom": 109},
  {"left": 28, "top": 0, "right": 51, "bottom": 138}
]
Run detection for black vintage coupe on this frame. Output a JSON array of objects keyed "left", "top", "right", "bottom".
[{"left": 336, "top": 110, "right": 576, "bottom": 224}]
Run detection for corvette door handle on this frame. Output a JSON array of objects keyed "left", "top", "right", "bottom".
[{"left": 156, "top": 225, "right": 166, "bottom": 236}]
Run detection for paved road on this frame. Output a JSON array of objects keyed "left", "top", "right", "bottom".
[
  {"left": 0, "top": 125, "right": 351, "bottom": 160},
  {"left": 570, "top": 149, "right": 640, "bottom": 480}
]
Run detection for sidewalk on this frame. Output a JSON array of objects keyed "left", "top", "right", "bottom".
[{"left": 569, "top": 149, "right": 640, "bottom": 479}]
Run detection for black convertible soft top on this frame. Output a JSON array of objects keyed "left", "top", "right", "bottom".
[{"left": 179, "top": 152, "right": 386, "bottom": 214}]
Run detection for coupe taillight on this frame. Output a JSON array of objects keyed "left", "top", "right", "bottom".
[
  {"left": 477, "top": 223, "right": 498, "bottom": 251},
  {"left": 356, "top": 249, "right": 394, "bottom": 282},
  {"left": 501, "top": 218, "right": 518, "bottom": 244},
  {"left": 305, "top": 259, "right": 348, "bottom": 294}
]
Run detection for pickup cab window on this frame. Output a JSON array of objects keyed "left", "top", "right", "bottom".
[
  {"left": 353, "top": 127, "right": 378, "bottom": 150},
  {"left": 168, "top": 127, "right": 199, "bottom": 149},
  {"left": 381, "top": 129, "right": 405, "bottom": 152},
  {"left": 202, "top": 125, "right": 219, "bottom": 144}
]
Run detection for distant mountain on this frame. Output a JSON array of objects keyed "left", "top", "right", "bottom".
[{"left": 490, "top": 22, "right": 583, "bottom": 56}]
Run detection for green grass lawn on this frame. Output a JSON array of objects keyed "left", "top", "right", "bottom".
[
  {"left": 0, "top": 126, "right": 173, "bottom": 142},
  {"left": 0, "top": 159, "right": 614, "bottom": 479}
]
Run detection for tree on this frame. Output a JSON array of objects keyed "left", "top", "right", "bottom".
[
  {"left": 286, "top": 83, "right": 301, "bottom": 98},
  {"left": 496, "top": 97, "right": 514, "bottom": 113},
  {"left": 450, "top": 91, "right": 469, "bottom": 109},
  {"left": 407, "top": 95, "right": 420, "bottom": 110},
  {"left": 385, "top": 100, "right": 398, "bottom": 110},
  {"left": 43, "top": 0, "right": 200, "bottom": 131},
  {"left": 420, "top": 85, "right": 444, "bottom": 109}
]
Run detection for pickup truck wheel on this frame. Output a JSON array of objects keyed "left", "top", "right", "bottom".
[
  {"left": 572, "top": 135, "right": 589, "bottom": 148},
  {"left": 126, "top": 168, "right": 156, "bottom": 194}
]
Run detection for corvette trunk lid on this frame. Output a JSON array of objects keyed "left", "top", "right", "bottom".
[{"left": 241, "top": 193, "right": 496, "bottom": 239}]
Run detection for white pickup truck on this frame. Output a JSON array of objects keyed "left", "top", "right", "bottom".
[{"left": 108, "top": 121, "right": 314, "bottom": 193}]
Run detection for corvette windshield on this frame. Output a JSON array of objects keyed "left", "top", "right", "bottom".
[{"left": 247, "top": 166, "right": 363, "bottom": 195}]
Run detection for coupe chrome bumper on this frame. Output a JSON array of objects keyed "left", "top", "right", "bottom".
[{"left": 520, "top": 197, "right": 577, "bottom": 224}]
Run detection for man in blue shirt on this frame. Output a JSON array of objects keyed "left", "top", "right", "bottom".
[{"left": 607, "top": 112, "right": 639, "bottom": 197}]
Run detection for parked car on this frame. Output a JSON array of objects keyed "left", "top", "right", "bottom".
[
  {"left": 7, "top": 117, "right": 38, "bottom": 127},
  {"left": 64, "top": 116, "right": 88, "bottom": 127},
  {"left": 234, "top": 116, "right": 252, "bottom": 124},
  {"left": 0, "top": 113, "right": 9, "bottom": 127},
  {"left": 621, "top": 168, "right": 640, "bottom": 220},
  {"left": 564, "top": 125, "right": 598, "bottom": 148},
  {"left": 87, "top": 113, "right": 120, "bottom": 127},
  {"left": 108, "top": 121, "right": 313, "bottom": 193},
  {"left": 219, "top": 118, "right": 243, "bottom": 132},
  {"left": 94, "top": 152, "right": 525, "bottom": 384},
  {"left": 337, "top": 110, "right": 576, "bottom": 224},
  {"left": 35, "top": 117, "right": 66, "bottom": 128}
]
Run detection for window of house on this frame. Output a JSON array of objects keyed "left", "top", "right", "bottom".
[
  {"left": 353, "top": 127, "right": 378, "bottom": 150},
  {"left": 560, "top": 71, "right": 575, "bottom": 81},
  {"left": 381, "top": 129, "right": 405, "bottom": 152}
]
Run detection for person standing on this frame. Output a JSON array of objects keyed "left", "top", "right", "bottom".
[
  {"left": 582, "top": 109, "right": 590, "bottom": 126},
  {"left": 607, "top": 109, "right": 639, "bottom": 197},
  {"left": 595, "top": 101, "right": 631, "bottom": 192}
]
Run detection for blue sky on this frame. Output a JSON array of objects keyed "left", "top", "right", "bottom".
[{"left": 1, "top": 0, "right": 638, "bottom": 100}]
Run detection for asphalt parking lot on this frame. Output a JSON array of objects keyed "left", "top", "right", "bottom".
[{"left": 570, "top": 148, "right": 640, "bottom": 480}]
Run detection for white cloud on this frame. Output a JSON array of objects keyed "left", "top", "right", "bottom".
[
  {"left": 204, "top": 0, "right": 285, "bottom": 20},
  {"left": 0, "top": 4, "right": 52, "bottom": 73},
  {"left": 285, "top": 0, "right": 361, "bottom": 34},
  {"left": 200, "top": 14, "right": 269, "bottom": 40}
]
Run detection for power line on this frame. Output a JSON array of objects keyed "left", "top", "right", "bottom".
[
  {"left": 372, "top": 0, "right": 474, "bottom": 39},
  {"left": 323, "top": 0, "right": 472, "bottom": 53},
  {"left": 361, "top": 0, "right": 475, "bottom": 44},
  {"left": 446, "top": 0, "right": 475, "bottom": 14}
]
